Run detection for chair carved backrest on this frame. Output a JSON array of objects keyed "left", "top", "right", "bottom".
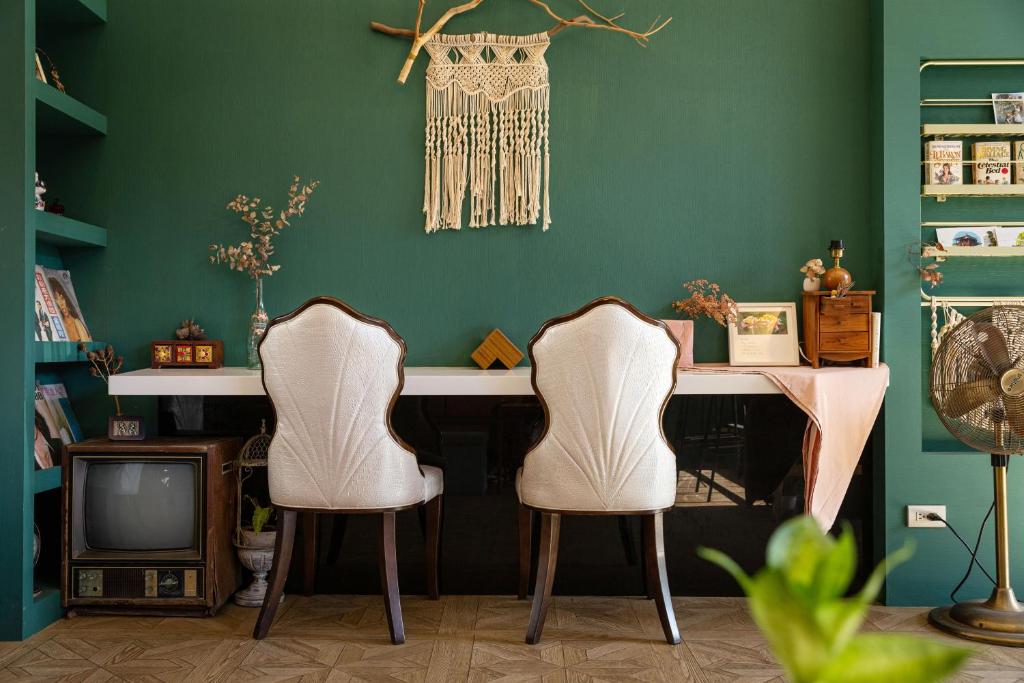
[
  {"left": 259, "top": 297, "right": 425, "bottom": 511},
  {"left": 519, "top": 297, "right": 680, "bottom": 512}
]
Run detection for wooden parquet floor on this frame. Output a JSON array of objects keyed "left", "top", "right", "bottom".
[{"left": 3, "top": 596, "right": 1024, "bottom": 682}]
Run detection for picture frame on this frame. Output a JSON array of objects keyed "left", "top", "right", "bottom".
[
  {"left": 728, "top": 302, "right": 800, "bottom": 367},
  {"left": 108, "top": 415, "right": 145, "bottom": 441}
]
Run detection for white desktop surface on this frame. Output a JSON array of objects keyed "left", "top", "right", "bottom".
[{"left": 109, "top": 364, "right": 783, "bottom": 396}]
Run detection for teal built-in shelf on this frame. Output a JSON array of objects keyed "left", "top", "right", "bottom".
[
  {"left": 26, "top": 584, "right": 62, "bottom": 637},
  {"left": 34, "top": 211, "right": 106, "bottom": 248},
  {"left": 36, "top": 0, "right": 106, "bottom": 24},
  {"left": 35, "top": 341, "right": 105, "bottom": 364},
  {"left": 33, "top": 467, "right": 61, "bottom": 494},
  {"left": 35, "top": 81, "right": 106, "bottom": 137}
]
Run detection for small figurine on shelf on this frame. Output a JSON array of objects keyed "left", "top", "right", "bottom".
[
  {"left": 175, "top": 318, "right": 208, "bottom": 341},
  {"left": 34, "top": 173, "right": 46, "bottom": 211},
  {"left": 46, "top": 198, "right": 65, "bottom": 215},
  {"left": 822, "top": 240, "right": 853, "bottom": 291},
  {"left": 799, "top": 258, "right": 825, "bottom": 292}
]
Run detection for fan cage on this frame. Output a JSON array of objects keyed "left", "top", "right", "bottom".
[{"left": 931, "top": 305, "right": 1024, "bottom": 456}]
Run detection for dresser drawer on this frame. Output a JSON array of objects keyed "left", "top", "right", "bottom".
[
  {"left": 819, "top": 313, "right": 869, "bottom": 333},
  {"left": 820, "top": 297, "right": 870, "bottom": 315},
  {"left": 819, "top": 331, "right": 870, "bottom": 352}
]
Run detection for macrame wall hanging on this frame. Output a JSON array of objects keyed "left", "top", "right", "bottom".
[
  {"left": 424, "top": 32, "right": 550, "bottom": 232},
  {"left": 370, "top": 1, "right": 672, "bottom": 234}
]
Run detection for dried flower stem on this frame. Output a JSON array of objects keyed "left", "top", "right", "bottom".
[
  {"left": 671, "top": 279, "right": 738, "bottom": 328},
  {"left": 87, "top": 344, "right": 124, "bottom": 415},
  {"left": 210, "top": 176, "right": 319, "bottom": 281}
]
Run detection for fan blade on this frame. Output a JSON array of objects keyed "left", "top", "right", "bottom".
[
  {"left": 941, "top": 378, "right": 1000, "bottom": 418},
  {"left": 976, "top": 323, "right": 1012, "bottom": 375},
  {"left": 1004, "top": 394, "right": 1024, "bottom": 438}
]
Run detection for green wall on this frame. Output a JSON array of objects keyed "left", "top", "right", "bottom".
[
  {"left": 56, "top": 0, "right": 872, "bottom": 376},
  {"left": 879, "top": 1, "right": 1024, "bottom": 605}
]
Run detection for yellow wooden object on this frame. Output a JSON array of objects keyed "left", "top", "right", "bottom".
[{"left": 471, "top": 329, "right": 524, "bottom": 369}]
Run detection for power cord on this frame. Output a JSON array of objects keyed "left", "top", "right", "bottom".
[{"left": 925, "top": 505, "right": 997, "bottom": 603}]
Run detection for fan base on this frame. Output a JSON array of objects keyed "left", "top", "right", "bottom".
[{"left": 930, "top": 590, "right": 1024, "bottom": 647}]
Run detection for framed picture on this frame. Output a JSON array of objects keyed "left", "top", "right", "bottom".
[{"left": 728, "top": 302, "right": 800, "bottom": 367}]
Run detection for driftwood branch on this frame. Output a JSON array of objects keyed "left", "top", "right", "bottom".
[{"left": 370, "top": 0, "right": 671, "bottom": 84}]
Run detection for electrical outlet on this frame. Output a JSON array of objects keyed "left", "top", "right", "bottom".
[{"left": 907, "top": 505, "right": 946, "bottom": 528}]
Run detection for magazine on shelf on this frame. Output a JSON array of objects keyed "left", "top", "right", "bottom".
[
  {"left": 994, "top": 227, "right": 1024, "bottom": 247},
  {"left": 993, "top": 92, "right": 1024, "bottom": 124},
  {"left": 972, "top": 141, "right": 1011, "bottom": 185},
  {"left": 935, "top": 227, "right": 994, "bottom": 248},
  {"left": 35, "top": 381, "right": 83, "bottom": 447},
  {"left": 41, "top": 267, "right": 92, "bottom": 342},
  {"left": 924, "top": 140, "right": 962, "bottom": 185},
  {"left": 33, "top": 265, "right": 67, "bottom": 342},
  {"left": 32, "top": 386, "right": 58, "bottom": 469}
]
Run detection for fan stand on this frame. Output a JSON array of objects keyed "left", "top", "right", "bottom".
[{"left": 930, "top": 454, "right": 1024, "bottom": 646}]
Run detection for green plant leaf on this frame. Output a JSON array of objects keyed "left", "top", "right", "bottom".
[
  {"left": 746, "top": 569, "right": 832, "bottom": 683},
  {"left": 697, "top": 546, "right": 753, "bottom": 593},
  {"left": 809, "top": 524, "right": 857, "bottom": 603},
  {"left": 766, "top": 516, "right": 834, "bottom": 597},
  {"left": 818, "top": 633, "right": 971, "bottom": 683},
  {"left": 854, "top": 540, "right": 915, "bottom": 607},
  {"left": 813, "top": 599, "right": 868, "bottom": 655}
]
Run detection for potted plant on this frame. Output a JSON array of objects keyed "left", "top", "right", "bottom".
[
  {"left": 234, "top": 495, "right": 278, "bottom": 607},
  {"left": 668, "top": 279, "right": 738, "bottom": 367},
  {"left": 800, "top": 258, "right": 826, "bottom": 292},
  {"left": 699, "top": 516, "right": 970, "bottom": 683}
]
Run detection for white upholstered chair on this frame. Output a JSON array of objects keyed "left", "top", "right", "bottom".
[
  {"left": 517, "top": 297, "right": 681, "bottom": 645},
  {"left": 252, "top": 297, "right": 443, "bottom": 644}
]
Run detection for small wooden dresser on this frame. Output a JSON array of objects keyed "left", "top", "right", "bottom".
[{"left": 801, "top": 290, "right": 876, "bottom": 369}]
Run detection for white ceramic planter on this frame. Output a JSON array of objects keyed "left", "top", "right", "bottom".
[
  {"left": 234, "top": 528, "right": 278, "bottom": 607},
  {"left": 802, "top": 276, "right": 822, "bottom": 292}
]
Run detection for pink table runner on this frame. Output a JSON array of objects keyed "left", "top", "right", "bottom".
[{"left": 683, "top": 364, "right": 889, "bottom": 530}]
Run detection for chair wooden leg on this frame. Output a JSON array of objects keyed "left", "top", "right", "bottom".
[
  {"left": 425, "top": 495, "right": 442, "bottom": 600},
  {"left": 517, "top": 500, "right": 533, "bottom": 600},
  {"left": 325, "top": 514, "right": 347, "bottom": 566},
  {"left": 301, "top": 511, "right": 318, "bottom": 596},
  {"left": 379, "top": 512, "right": 405, "bottom": 645},
  {"left": 252, "top": 509, "right": 297, "bottom": 640},
  {"left": 525, "top": 512, "right": 560, "bottom": 645},
  {"left": 643, "top": 512, "right": 680, "bottom": 645}
]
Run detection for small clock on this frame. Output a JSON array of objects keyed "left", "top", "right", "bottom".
[{"left": 108, "top": 415, "right": 145, "bottom": 441}]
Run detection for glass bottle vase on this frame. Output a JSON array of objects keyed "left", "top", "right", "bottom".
[{"left": 247, "top": 277, "right": 268, "bottom": 370}]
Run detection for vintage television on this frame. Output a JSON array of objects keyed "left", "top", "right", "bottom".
[{"left": 62, "top": 437, "right": 241, "bottom": 616}]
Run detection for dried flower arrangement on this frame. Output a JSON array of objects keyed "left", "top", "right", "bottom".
[
  {"left": 175, "top": 318, "right": 207, "bottom": 340},
  {"left": 86, "top": 344, "right": 124, "bottom": 415},
  {"left": 799, "top": 259, "right": 825, "bottom": 278},
  {"left": 671, "top": 279, "right": 738, "bottom": 327},
  {"left": 209, "top": 176, "right": 320, "bottom": 280},
  {"left": 909, "top": 241, "right": 945, "bottom": 288}
]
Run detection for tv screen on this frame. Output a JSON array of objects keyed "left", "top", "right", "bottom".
[{"left": 84, "top": 461, "right": 197, "bottom": 551}]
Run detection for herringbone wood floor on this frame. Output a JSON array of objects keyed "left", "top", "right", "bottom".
[{"left": 2, "top": 596, "right": 1023, "bottom": 681}]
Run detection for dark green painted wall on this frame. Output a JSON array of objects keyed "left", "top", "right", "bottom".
[
  {"left": 56, "top": 0, "right": 872, "bottom": 378},
  {"left": 879, "top": 1, "right": 1024, "bottom": 605}
]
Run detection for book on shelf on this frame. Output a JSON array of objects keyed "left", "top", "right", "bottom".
[
  {"left": 871, "top": 312, "right": 881, "bottom": 368},
  {"left": 972, "top": 141, "right": 1011, "bottom": 185},
  {"left": 924, "top": 140, "right": 962, "bottom": 185},
  {"left": 1015, "top": 141, "right": 1024, "bottom": 184},
  {"left": 39, "top": 266, "right": 92, "bottom": 342},
  {"left": 993, "top": 92, "right": 1024, "bottom": 124},
  {"left": 33, "top": 266, "right": 67, "bottom": 342}
]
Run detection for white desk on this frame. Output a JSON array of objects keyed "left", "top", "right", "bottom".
[{"left": 109, "top": 364, "right": 783, "bottom": 396}]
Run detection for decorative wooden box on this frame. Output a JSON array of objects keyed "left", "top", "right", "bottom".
[
  {"left": 801, "top": 291, "right": 876, "bottom": 369},
  {"left": 151, "top": 340, "right": 224, "bottom": 369}
]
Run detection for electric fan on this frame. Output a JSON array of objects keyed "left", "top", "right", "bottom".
[{"left": 929, "top": 305, "right": 1024, "bottom": 646}]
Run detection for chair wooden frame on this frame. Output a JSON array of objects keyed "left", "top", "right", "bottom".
[
  {"left": 251, "top": 296, "right": 442, "bottom": 645},
  {"left": 517, "top": 296, "right": 681, "bottom": 645}
]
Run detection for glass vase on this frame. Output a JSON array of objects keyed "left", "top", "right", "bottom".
[{"left": 247, "top": 277, "right": 268, "bottom": 370}]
